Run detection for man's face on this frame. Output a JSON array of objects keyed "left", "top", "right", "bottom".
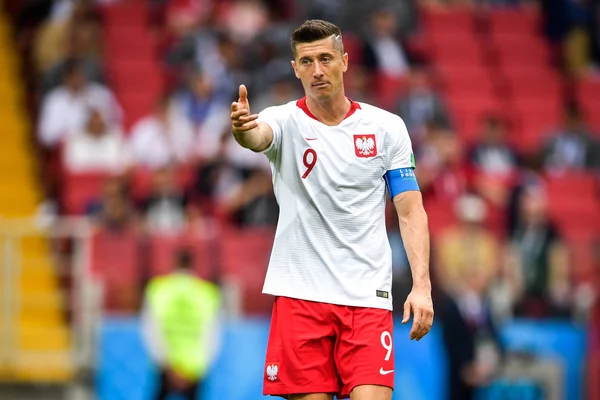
[{"left": 291, "top": 37, "right": 348, "bottom": 101}]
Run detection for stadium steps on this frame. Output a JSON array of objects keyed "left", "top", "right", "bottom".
[{"left": 0, "top": 14, "right": 73, "bottom": 383}]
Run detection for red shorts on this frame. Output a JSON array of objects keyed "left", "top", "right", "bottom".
[{"left": 263, "top": 296, "right": 394, "bottom": 398}]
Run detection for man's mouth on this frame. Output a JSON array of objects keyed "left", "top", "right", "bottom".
[{"left": 312, "top": 82, "right": 329, "bottom": 87}]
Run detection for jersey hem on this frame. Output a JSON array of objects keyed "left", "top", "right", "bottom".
[{"left": 262, "top": 290, "right": 393, "bottom": 311}]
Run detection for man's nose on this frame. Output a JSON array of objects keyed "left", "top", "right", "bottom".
[{"left": 313, "top": 62, "right": 324, "bottom": 78}]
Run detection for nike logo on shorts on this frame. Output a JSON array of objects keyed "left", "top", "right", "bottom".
[{"left": 379, "top": 367, "right": 394, "bottom": 375}]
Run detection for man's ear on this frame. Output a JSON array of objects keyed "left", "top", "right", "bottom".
[
  {"left": 291, "top": 60, "right": 300, "bottom": 79},
  {"left": 342, "top": 52, "right": 348, "bottom": 73}
]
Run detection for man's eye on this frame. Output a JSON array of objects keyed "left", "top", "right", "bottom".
[
  {"left": 302, "top": 59, "right": 311, "bottom": 65},
  {"left": 322, "top": 57, "right": 331, "bottom": 63}
]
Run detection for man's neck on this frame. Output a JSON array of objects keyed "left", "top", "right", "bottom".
[{"left": 306, "top": 93, "right": 351, "bottom": 126}]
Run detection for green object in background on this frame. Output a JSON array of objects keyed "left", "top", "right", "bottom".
[{"left": 147, "top": 274, "right": 221, "bottom": 381}]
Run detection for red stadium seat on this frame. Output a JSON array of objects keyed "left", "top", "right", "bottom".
[
  {"left": 500, "top": 65, "right": 563, "bottom": 101},
  {"left": 509, "top": 112, "right": 559, "bottom": 154},
  {"left": 430, "top": 41, "right": 486, "bottom": 65},
  {"left": 493, "top": 35, "right": 552, "bottom": 66},
  {"left": 447, "top": 96, "right": 506, "bottom": 143},
  {"left": 420, "top": 7, "right": 475, "bottom": 34},
  {"left": 89, "top": 228, "right": 141, "bottom": 311},
  {"left": 220, "top": 227, "right": 275, "bottom": 314},
  {"left": 487, "top": 8, "right": 542, "bottom": 34},
  {"left": 115, "top": 92, "right": 158, "bottom": 131},
  {"left": 62, "top": 172, "right": 113, "bottom": 215},
  {"left": 99, "top": 2, "right": 149, "bottom": 27}
]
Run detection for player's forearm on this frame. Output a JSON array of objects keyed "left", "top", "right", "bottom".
[
  {"left": 398, "top": 205, "right": 431, "bottom": 291},
  {"left": 233, "top": 121, "right": 271, "bottom": 152}
]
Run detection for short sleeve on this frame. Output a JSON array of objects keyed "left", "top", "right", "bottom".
[
  {"left": 386, "top": 116, "right": 415, "bottom": 171},
  {"left": 257, "top": 105, "right": 286, "bottom": 159}
]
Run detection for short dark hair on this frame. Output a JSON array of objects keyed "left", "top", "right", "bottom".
[{"left": 291, "top": 19, "right": 343, "bottom": 58}]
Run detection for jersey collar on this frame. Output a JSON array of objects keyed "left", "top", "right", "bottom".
[{"left": 296, "top": 96, "right": 361, "bottom": 122}]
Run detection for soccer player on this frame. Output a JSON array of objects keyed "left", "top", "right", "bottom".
[{"left": 230, "top": 19, "right": 433, "bottom": 400}]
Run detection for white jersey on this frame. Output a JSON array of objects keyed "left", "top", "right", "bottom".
[{"left": 258, "top": 97, "right": 415, "bottom": 310}]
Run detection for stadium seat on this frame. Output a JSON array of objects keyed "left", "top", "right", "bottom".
[
  {"left": 500, "top": 66, "right": 563, "bottom": 101},
  {"left": 89, "top": 228, "right": 142, "bottom": 311},
  {"left": 220, "top": 227, "right": 275, "bottom": 314},
  {"left": 423, "top": 198, "right": 458, "bottom": 238},
  {"left": 61, "top": 172, "right": 112, "bottom": 215},
  {"left": 508, "top": 110, "right": 561, "bottom": 154},
  {"left": 115, "top": 92, "right": 158, "bottom": 131},
  {"left": 447, "top": 96, "right": 506, "bottom": 143},
  {"left": 99, "top": 2, "right": 149, "bottom": 27},
  {"left": 371, "top": 72, "right": 407, "bottom": 110},
  {"left": 493, "top": 35, "right": 553, "bottom": 66},
  {"left": 420, "top": 7, "right": 475, "bottom": 34},
  {"left": 487, "top": 8, "right": 542, "bottom": 35},
  {"left": 430, "top": 40, "right": 486, "bottom": 65}
]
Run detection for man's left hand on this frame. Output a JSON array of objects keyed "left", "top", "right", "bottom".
[{"left": 402, "top": 287, "right": 434, "bottom": 341}]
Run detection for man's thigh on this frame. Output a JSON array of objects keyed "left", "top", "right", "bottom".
[
  {"left": 335, "top": 306, "right": 395, "bottom": 398},
  {"left": 289, "top": 394, "right": 335, "bottom": 400},
  {"left": 350, "top": 384, "right": 393, "bottom": 400},
  {"left": 263, "top": 297, "right": 340, "bottom": 397}
]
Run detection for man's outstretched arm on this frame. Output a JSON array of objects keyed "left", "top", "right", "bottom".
[
  {"left": 231, "top": 84, "right": 273, "bottom": 152},
  {"left": 393, "top": 190, "right": 434, "bottom": 341}
]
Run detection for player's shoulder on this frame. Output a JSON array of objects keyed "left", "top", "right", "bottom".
[{"left": 356, "top": 102, "right": 405, "bottom": 128}]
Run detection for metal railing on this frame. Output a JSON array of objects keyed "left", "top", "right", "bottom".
[{"left": 0, "top": 216, "right": 103, "bottom": 382}]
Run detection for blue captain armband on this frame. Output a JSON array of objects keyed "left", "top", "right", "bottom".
[{"left": 384, "top": 168, "right": 420, "bottom": 200}]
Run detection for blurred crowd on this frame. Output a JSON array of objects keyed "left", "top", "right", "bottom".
[
  {"left": 4, "top": 0, "right": 600, "bottom": 397},
  {"left": 6, "top": 0, "right": 599, "bottom": 315}
]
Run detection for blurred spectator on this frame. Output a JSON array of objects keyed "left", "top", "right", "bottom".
[
  {"left": 141, "top": 167, "right": 193, "bottom": 235},
  {"left": 129, "top": 96, "right": 195, "bottom": 170},
  {"left": 396, "top": 65, "right": 450, "bottom": 145},
  {"left": 219, "top": 166, "right": 278, "bottom": 227},
  {"left": 435, "top": 198, "right": 504, "bottom": 399},
  {"left": 41, "top": 23, "right": 104, "bottom": 94},
  {"left": 470, "top": 115, "right": 520, "bottom": 208},
  {"left": 590, "top": 2, "right": 600, "bottom": 68},
  {"left": 251, "top": 73, "right": 301, "bottom": 114},
  {"left": 504, "top": 185, "right": 571, "bottom": 318},
  {"left": 33, "top": 0, "right": 101, "bottom": 76},
  {"left": 62, "top": 108, "right": 129, "bottom": 174},
  {"left": 221, "top": 0, "right": 270, "bottom": 45},
  {"left": 362, "top": 7, "right": 410, "bottom": 79},
  {"left": 417, "top": 128, "right": 469, "bottom": 204},
  {"left": 345, "top": 65, "right": 377, "bottom": 104},
  {"left": 141, "top": 249, "right": 222, "bottom": 400},
  {"left": 506, "top": 154, "right": 546, "bottom": 239},
  {"left": 171, "top": 69, "right": 230, "bottom": 162},
  {"left": 37, "top": 59, "right": 122, "bottom": 148},
  {"left": 435, "top": 194, "right": 500, "bottom": 294},
  {"left": 88, "top": 177, "right": 138, "bottom": 233},
  {"left": 470, "top": 115, "right": 519, "bottom": 176},
  {"left": 541, "top": 103, "right": 600, "bottom": 175}
]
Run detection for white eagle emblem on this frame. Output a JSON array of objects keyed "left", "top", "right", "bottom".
[
  {"left": 266, "top": 364, "right": 278, "bottom": 381},
  {"left": 355, "top": 136, "right": 376, "bottom": 156}
]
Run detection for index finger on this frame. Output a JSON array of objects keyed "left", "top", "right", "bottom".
[{"left": 239, "top": 84, "right": 248, "bottom": 101}]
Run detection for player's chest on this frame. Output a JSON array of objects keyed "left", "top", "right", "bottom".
[{"left": 284, "top": 126, "right": 385, "bottom": 184}]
